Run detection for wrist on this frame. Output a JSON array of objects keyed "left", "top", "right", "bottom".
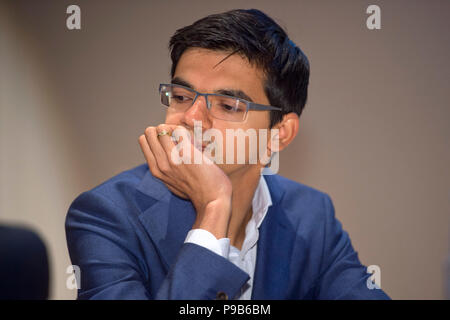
[{"left": 192, "top": 196, "right": 232, "bottom": 239}]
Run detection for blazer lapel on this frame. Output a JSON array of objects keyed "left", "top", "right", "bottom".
[
  {"left": 251, "top": 175, "right": 296, "bottom": 299},
  {"left": 135, "top": 169, "right": 196, "bottom": 272}
]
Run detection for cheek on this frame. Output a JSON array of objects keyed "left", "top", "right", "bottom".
[
  {"left": 201, "top": 116, "right": 271, "bottom": 165},
  {"left": 246, "top": 110, "right": 271, "bottom": 128},
  {"left": 212, "top": 127, "right": 268, "bottom": 165}
]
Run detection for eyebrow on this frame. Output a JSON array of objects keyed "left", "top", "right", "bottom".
[{"left": 171, "top": 76, "right": 254, "bottom": 102}]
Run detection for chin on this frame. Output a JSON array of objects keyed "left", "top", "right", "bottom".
[
  {"left": 216, "top": 163, "right": 240, "bottom": 175},
  {"left": 216, "top": 163, "right": 259, "bottom": 177}
]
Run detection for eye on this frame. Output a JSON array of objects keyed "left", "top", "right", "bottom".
[
  {"left": 219, "top": 104, "right": 244, "bottom": 112},
  {"left": 221, "top": 104, "right": 235, "bottom": 111},
  {"left": 172, "top": 95, "right": 192, "bottom": 103}
]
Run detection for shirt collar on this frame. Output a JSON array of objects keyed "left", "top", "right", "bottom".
[
  {"left": 233, "top": 174, "right": 273, "bottom": 257},
  {"left": 251, "top": 174, "right": 273, "bottom": 229}
]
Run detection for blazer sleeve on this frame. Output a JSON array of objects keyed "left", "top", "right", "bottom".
[
  {"left": 314, "top": 194, "right": 391, "bottom": 300},
  {"left": 65, "top": 190, "right": 249, "bottom": 300}
]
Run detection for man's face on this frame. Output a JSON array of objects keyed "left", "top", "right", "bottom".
[{"left": 165, "top": 47, "right": 273, "bottom": 176}]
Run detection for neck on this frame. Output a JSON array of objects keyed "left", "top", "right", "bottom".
[{"left": 226, "top": 165, "right": 262, "bottom": 250}]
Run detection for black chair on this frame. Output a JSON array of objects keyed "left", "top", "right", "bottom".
[{"left": 0, "top": 225, "right": 50, "bottom": 299}]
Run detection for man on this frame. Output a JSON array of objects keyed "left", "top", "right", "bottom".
[{"left": 65, "top": 9, "right": 390, "bottom": 300}]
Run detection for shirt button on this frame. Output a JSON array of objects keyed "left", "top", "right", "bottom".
[{"left": 216, "top": 291, "right": 228, "bottom": 300}]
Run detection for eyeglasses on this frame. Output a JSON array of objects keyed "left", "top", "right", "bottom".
[{"left": 159, "top": 83, "right": 282, "bottom": 122}]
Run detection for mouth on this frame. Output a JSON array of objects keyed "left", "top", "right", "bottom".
[
  {"left": 189, "top": 134, "right": 211, "bottom": 152},
  {"left": 201, "top": 141, "right": 213, "bottom": 152}
]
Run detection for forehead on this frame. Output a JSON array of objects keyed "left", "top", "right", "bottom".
[{"left": 173, "top": 48, "right": 268, "bottom": 104}]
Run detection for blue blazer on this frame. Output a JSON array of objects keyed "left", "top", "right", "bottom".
[{"left": 65, "top": 164, "right": 390, "bottom": 300}]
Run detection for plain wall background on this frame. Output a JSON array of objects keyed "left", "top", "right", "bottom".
[{"left": 1, "top": 0, "right": 449, "bottom": 299}]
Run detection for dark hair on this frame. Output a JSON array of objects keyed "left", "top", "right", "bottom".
[{"left": 168, "top": 9, "right": 310, "bottom": 127}]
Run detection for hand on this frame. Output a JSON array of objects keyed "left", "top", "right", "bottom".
[{"left": 138, "top": 124, "right": 232, "bottom": 238}]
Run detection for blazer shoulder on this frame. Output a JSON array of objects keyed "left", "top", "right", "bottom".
[
  {"left": 66, "top": 163, "right": 152, "bottom": 234},
  {"left": 267, "top": 174, "right": 334, "bottom": 226},
  {"left": 69, "top": 163, "right": 149, "bottom": 212},
  {"left": 91, "top": 163, "right": 148, "bottom": 193},
  {"left": 270, "top": 174, "right": 331, "bottom": 203},
  {"left": 82, "top": 163, "right": 147, "bottom": 198}
]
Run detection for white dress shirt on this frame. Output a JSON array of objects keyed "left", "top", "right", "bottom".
[{"left": 184, "top": 174, "right": 273, "bottom": 300}]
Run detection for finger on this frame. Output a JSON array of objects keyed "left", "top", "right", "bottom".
[
  {"left": 156, "top": 124, "right": 178, "bottom": 163},
  {"left": 145, "top": 126, "right": 171, "bottom": 173},
  {"left": 139, "top": 134, "right": 165, "bottom": 179},
  {"left": 165, "top": 183, "right": 190, "bottom": 200},
  {"left": 139, "top": 134, "right": 189, "bottom": 198},
  {"left": 156, "top": 124, "right": 195, "bottom": 164},
  {"left": 160, "top": 123, "right": 180, "bottom": 132}
]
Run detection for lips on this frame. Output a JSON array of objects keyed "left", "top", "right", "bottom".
[
  {"left": 188, "top": 132, "right": 211, "bottom": 151},
  {"left": 200, "top": 142, "right": 212, "bottom": 151}
]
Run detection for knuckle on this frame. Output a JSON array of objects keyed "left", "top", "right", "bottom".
[
  {"left": 156, "top": 124, "right": 165, "bottom": 132},
  {"left": 148, "top": 163, "right": 160, "bottom": 176},
  {"left": 159, "top": 163, "right": 170, "bottom": 173}
]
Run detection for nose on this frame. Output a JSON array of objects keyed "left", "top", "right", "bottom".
[{"left": 182, "top": 94, "right": 212, "bottom": 129}]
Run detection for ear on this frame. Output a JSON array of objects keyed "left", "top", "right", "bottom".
[{"left": 268, "top": 112, "right": 299, "bottom": 153}]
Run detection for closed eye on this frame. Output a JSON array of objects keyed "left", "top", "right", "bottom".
[
  {"left": 218, "top": 104, "right": 244, "bottom": 112},
  {"left": 172, "top": 95, "right": 192, "bottom": 103}
]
